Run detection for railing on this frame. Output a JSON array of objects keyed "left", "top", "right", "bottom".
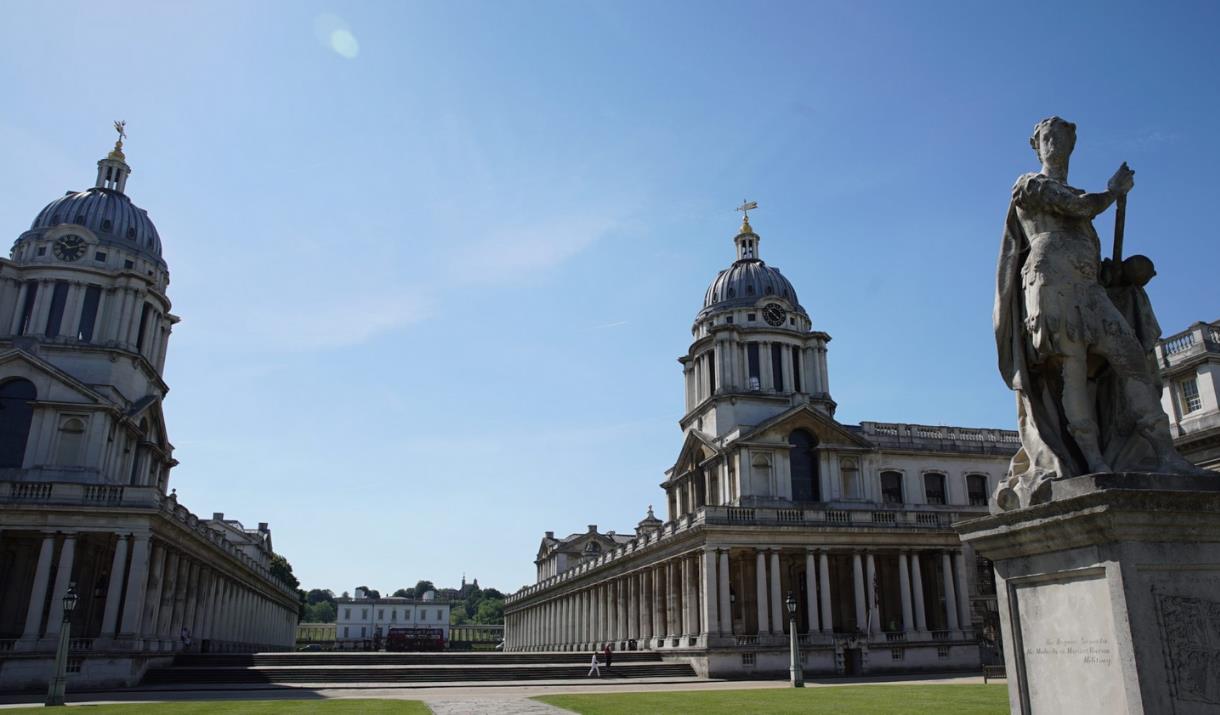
[
  {"left": 726, "top": 507, "right": 755, "bottom": 523},
  {"left": 776, "top": 509, "right": 803, "bottom": 523},
  {"left": 9, "top": 482, "right": 53, "bottom": 500},
  {"left": 826, "top": 510, "right": 850, "bottom": 524},
  {"left": 69, "top": 638, "right": 94, "bottom": 652},
  {"left": 884, "top": 632, "right": 906, "bottom": 642},
  {"left": 83, "top": 485, "right": 124, "bottom": 505},
  {"left": 1158, "top": 322, "right": 1220, "bottom": 365},
  {"left": 735, "top": 635, "right": 759, "bottom": 646},
  {"left": 871, "top": 511, "right": 896, "bottom": 525},
  {"left": 0, "top": 639, "right": 15, "bottom": 652},
  {"left": 931, "top": 630, "right": 952, "bottom": 641},
  {"left": 1163, "top": 332, "right": 1196, "bottom": 356}
]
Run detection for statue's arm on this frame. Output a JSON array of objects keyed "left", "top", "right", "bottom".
[{"left": 1038, "top": 181, "right": 1117, "bottom": 219}]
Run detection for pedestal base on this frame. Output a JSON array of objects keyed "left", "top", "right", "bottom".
[{"left": 958, "top": 473, "right": 1220, "bottom": 715}]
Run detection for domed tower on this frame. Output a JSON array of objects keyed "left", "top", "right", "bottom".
[
  {"left": 0, "top": 125, "right": 178, "bottom": 488},
  {"left": 679, "top": 207, "right": 834, "bottom": 440}
]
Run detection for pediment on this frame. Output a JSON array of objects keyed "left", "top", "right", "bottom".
[
  {"left": 0, "top": 349, "right": 107, "bottom": 405},
  {"left": 667, "top": 429, "right": 720, "bottom": 478},
  {"left": 738, "top": 404, "right": 875, "bottom": 450}
]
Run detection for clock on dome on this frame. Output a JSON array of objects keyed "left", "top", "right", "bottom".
[
  {"left": 53, "top": 234, "right": 87, "bottom": 262},
  {"left": 762, "top": 303, "right": 786, "bottom": 326}
]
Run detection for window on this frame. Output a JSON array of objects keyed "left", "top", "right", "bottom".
[
  {"left": 124, "top": 259, "right": 134, "bottom": 269},
  {"left": 54, "top": 417, "right": 86, "bottom": 466},
  {"left": 840, "top": 458, "right": 861, "bottom": 499},
  {"left": 419, "top": 610, "right": 426, "bottom": 622},
  {"left": 16, "top": 281, "right": 38, "bottom": 335},
  {"left": 391, "top": 610, "right": 397, "bottom": 620},
  {"left": 747, "top": 343, "right": 761, "bottom": 390},
  {"left": 746, "top": 285, "right": 755, "bottom": 295},
  {"left": 1181, "top": 378, "right": 1202, "bottom": 413},
  {"left": 788, "top": 429, "right": 820, "bottom": 502},
  {"left": 967, "top": 475, "right": 988, "bottom": 506},
  {"left": 436, "top": 609, "right": 442, "bottom": 620},
  {"left": 771, "top": 344, "right": 784, "bottom": 391},
  {"left": 937, "top": 646, "right": 950, "bottom": 658},
  {"left": 135, "top": 303, "right": 153, "bottom": 350},
  {"left": 0, "top": 379, "right": 36, "bottom": 468},
  {"left": 708, "top": 351, "right": 716, "bottom": 394},
  {"left": 77, "top": 286, "right": 102, "bottom": 342},
  {"left": 362, "top": 609, "right": 368, "bottom": 619},
  {"left": 94, "top": 251, "right": 106, "bottom": 262},
  {"left": 378, "top": 609, "right": 384, "bottom": 619},
  {"left": 725, "top": 315, "right": 733, "bottom": 324},
  {"left": 37, "top": 246, "right": 47, "bottom": 256},
  {"left": 101, "top": 219, "right": 112, "bottom": 232},
  {"left": 924, "top": 473, "right": 947, "bottom": 505},
  {"left": 881, "top": 471, "right": 904, "bottom": 504},
  {"left": 45, "top": 281, "right": 69, "bottom": 337},
  {"left": 891, "top": 648, "right": 905, "bottom": 661},
  {"left": 747, "top": 313, "right": 756, "bottom": 321},
  {"left": 344, "top": 608, "right": 350, "bottom": 620},
  {"left": 741, "top": 652, "right": 756, "bottom": 666},
  {"left": 343, "top": 626, "right": 349, "bottom": 638},
  {"left": 127, "top": 227, "right": 136, "bottom": 239},
  {"left": 360, "top": 626, "right": 366, "bottom": 637},
  {"left": 792, "top": 346, "right": 802, "bottom": 392}
]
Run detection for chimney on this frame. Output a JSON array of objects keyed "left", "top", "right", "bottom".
[
  {"left": 545, "top": 531, "right": 554, "bottom": 539},
  {"left": 588, "top": 524, "right": 597, "bottom": 533},
  {"left": 258, "top": 522, "right": 269, "bottom": 532},
  {"left": 213, "top": 512, "right": 224, "bottom": 521}
]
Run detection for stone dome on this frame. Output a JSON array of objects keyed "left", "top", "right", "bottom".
[
  {"left": 30, "top": 187, "right": 163, "bottom": 261},
  {"left": 699, "top": 260, "right": 803, "bottom": 317}
]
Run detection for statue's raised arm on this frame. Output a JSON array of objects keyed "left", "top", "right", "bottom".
[{"left": 992, "top": 117, "right": 1206, "bottom": 512}]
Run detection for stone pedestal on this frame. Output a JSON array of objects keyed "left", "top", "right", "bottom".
[{"left": 957, "top": 473, "right": 1220, "bottom": 715}]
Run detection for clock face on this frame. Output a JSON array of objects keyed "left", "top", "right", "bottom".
[
  {"left": 53, "top": 235, "right": 87, "bottom": 262},
  {"left": 762, "top": 303, "right": 786, "bottom": 326}
]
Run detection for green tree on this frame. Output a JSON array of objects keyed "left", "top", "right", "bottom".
[
  {"left": 392, "top": 588, "right": 413, "bottom": 598},
  {"left": 413, "top": 580, "right": 435, "bottom": 596},
  {"left": 304, "top": 601, "right": 336, "bottom": 623},
  {"left": 270, "top": 553, "right": 300, "bottom": 589},
  {"left": 474, "top": 598, "right": 504, "bottom": 625},
  {"left": 355, "top": 585, "right": 381, "bottom": 599},
  {"left": 306, "top": 589, "right": 335, "bottom": 605},
  {"left": 481, "top": 588, "right": 504, "bottom": 600}
]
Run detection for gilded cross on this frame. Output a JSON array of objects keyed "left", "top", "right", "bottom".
[{"left": 736, "top": 200, "right": 758, "bottom": 220}]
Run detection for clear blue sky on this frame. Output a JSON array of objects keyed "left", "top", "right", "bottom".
[{"left": 2, "top": 1, "right": 1217, "bottom": 596}]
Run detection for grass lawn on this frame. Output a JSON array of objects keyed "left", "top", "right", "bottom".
[
  {"left": 536, "top": 684, "right": 1009, "bottom": 715},
  {"left": 0, "top": 700, "right": 430, "bottom": 714}
]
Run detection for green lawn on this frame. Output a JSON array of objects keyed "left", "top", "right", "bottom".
[
  {"left": 536, "top": 684, "right": 1009, "bottom": 715},
  {"left": 0, "top": 700, "right": 430, "bottom": 714}
]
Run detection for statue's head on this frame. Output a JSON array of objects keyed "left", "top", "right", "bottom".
[{"left": 1030, "top": 116, "right": 1077, "bottom": 165}]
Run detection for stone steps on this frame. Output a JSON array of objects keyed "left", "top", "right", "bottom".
[{"left": 142, "top": 651, "right": 695, "bottom": 685}]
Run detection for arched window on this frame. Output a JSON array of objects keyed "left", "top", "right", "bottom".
[
  {"left": 967, "top": 474, "right": 989, "bottom": 506},
  {"left": 924, "top": 473, "right": 947, "bottom": 505},
  {"left": 880, "top": 471, "right": 904, "bottom": 504},
  {"left": 0, "top": 379, "right": 36, "bottom": 468},
  {"left": 788, "top": 429, "right": 820, "bottom": 502},
  {"left": 54, "top": 416, "right": 86, "bottom": 466}
]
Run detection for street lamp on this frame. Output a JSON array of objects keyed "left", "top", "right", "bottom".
[
  {"left": 786, "top": 591, "right": 804, "bottom": 688},
  {"left": 46, "top": 583, "right": 79, "bottom": 706}
]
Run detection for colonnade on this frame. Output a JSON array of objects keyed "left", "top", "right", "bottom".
[
  {"left": 685, "top": 335, "right": 831, "bottom": 410},
  {"left": 505, "top": 546, "right": 973, "bottom": 651},
  {"left": 14, "top": 530, "right": 296, "bottom": 652}
]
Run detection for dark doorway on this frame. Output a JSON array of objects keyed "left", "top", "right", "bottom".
[
  {"left": 844, "top": 647, "right": 863, "bottom": 675},
  {"left": 788, "top": 429, "right": 819, "bottom": 502},
  {"left": 0, "top": 379, "right": 36, "bottom": 468}
]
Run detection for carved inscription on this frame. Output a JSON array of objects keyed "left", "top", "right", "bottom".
[
  {"left": 1159, "top": 594, "right": 1220, "bottom": 705},
  {"left": 1024, "top": 636, "right": 1114, "bottom": 668}
]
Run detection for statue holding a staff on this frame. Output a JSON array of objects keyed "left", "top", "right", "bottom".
[{"left": 993, "top": 116, "right": 1205, "bottom": 511}]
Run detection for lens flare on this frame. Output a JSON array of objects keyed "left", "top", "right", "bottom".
[{"left": 313, "top": 13, "right": 359, "bottom": 60}]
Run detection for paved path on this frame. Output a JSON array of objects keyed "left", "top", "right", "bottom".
[{"left": 424, "top": 696, "right": 571, "bottom": 715}]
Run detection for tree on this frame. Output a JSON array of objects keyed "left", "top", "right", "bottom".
[
  {"left": 481, "top": 588, "right": 504, "bottom": 600},
  {"left": 413, "top": 580, "right": 435, "bottom": 596},
  {"left": 306, "top": 589, "right": 336, "bottom": 605},
  {"left": 474, "top": 598, "right": 504, "bottom": 625},
  {"left": 270, "top": 553, "right": 300, "bottom": 589},
  {"left": 303, "top": 601, "right": 336, "bottom": 623},
  {"left": 450, "top": 608, "right": 470, "bottom": 626},
  {"left": 355, "top": 585, "right": 381, "bottom": 599},
  {"left": 392, "top": 588, "right": 413, "bottom": 598}
]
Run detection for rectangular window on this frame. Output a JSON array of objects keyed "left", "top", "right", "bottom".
[
  {"left": 708, "top": 351, "right": 716, "bottom": 394},
  {"left": 136, "top": 303, "right": 152, "bottom": 350},
  {"left": 924, "top": 473, "right": 947, "bottom": 505},
  {"left": 362, "top": 609, "right": 368, "bottom": 619},
  {"left": 741, "top": 652, "right": 756, "bottom": 666},
  {"left": 391, "top": 610, "right": 397, "bottom": 620},
  {"left": 792, "top": 346, "right": 802, "bottom": 392},
  {"left": 94, "top": 251, "right": 107, "bottom": 262},
  {"left": 747, "top": 343, "right": 760, "bottom": 390},
  {"left": 378, "top": 609, "right": 384, "bottom": 619},
  {"left": 747, "top": 313, "right": 756, "bottom": 322},
  {"left": 17, "top": 281, "right": 38, "bottom": 335},
  {"left": 361, "top": 626, "right": 366, "bottom": 638},
  {"left": 343, "top": 626, "right": 349, "bottom": 638},
  {"left": 344, "top": 608, "right": 350, "bottom": 619},
  {"left": 77, "top": 285, "right": 102, "bottom": 342},
  {"left": 436, "top": 609, "right": 442, "bottom": 620},
  {"left": 45, "top": 281, "right": 69, "bottom": 337},
  {"left": 1181, "top": 378, "right": 1202, "bottom": 413},
  {"left": 967, "top": 475, "right": 989, "bottom": 506},
  {"left": 771, "top": 344, "right": 784, "bottom": 392},
  {"left": 881, "top": 471, "right": 904, "bottom": 504}
]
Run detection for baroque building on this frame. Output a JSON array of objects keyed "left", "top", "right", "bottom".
[
  {"left": 0, "top": 132, "right": 298, "bottom": 690},
  {"left": 1157, "top": 319, "right": 1220, "bottom": 471},
  {"left": 504, "top": 212, "right": 1018, "bottom": 676}
]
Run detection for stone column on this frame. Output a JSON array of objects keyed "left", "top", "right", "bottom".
[
  {"left": 156, "top": 550, "right": 180, "bottom": 643},
  {"left": 44, "top": 533, "right": 78, "bottom": 638},
  {"left": 701, "top": 548, "right": 718, "bottom": 638},
  {"left": 865, "top": 551, "right": 878, "bottom": 636},
  {"left": 760, "top": 341, "right": 773, "bottom": 391},
  {"left": 170, "top": 556, "right": 192, "bottom": 646},
  {"left": 678, "top": 557, "right": 690, "bottom": 635},
  {"left": 606, "top": 581, "right": 616, "bottom": 644},
  {"left": 769, "top": 549, "right": 783, "bottom": 634},
  {"left": 21, "top": 533, "right": 56, "bottom": 640},
  {"left": 852, "top": 552, "right": 866, "bottom": 632},
  {"left": 639, "top": 570, "right": 651, "bottom": 644},
  {"left": 118, "top": 534, "right": 151, "bottom": 641},
  {"left": 911, "top": 552, "right": 927, "bottom": 632},
  {"left": 627, "top": 573, "right": 638, "bottom": 641},
  {"left": 666, "top": 560, "right": 678, "bottom": 638},
  {"left": 99, "top": 534, "right": 131, "bottom": 637},
  {"left": 941, "top": 551, "right": 960, "bottom": 632},
  {"left": 651, "top": 565, "right": 663, "bottom": 643},
  {"left": 818, "top": 550, "right": 833, "bottom": 634},
  {"left": 954, "top": 550, "right": 971, "bottom": 631},
  {"left": 804, "top": 550, "right": 819, "bottom": 634},
  {"left": 755, "top": 549, "right": 769, "bottom": 635},
  {"left": 617, "top": 577, "right": 628, "bottom": 642},
  {"left": 898, "top": 551, "right": 914, "bottom": 634},
  {"left": 718, "top": 549, "right": 732, "bottom": 635},
  {"left": 182, "top": 561, "right": 200, "bottom": 642}
]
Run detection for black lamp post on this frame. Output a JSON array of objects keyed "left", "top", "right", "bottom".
[
  {"left": 786, "top": 591, "right": 804, "bottom": 687},
  {"left": 46, "top": 583, "right": 79, "bottom": 706}
]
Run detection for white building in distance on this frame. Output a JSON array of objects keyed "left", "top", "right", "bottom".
[
  {"left": 1157, "top": 319, "right": 1220, "bottom": 471},
  {"left": 334, "top": 590, "right": 452, "bottom": 643},
  {"left": 505, "top": 212, "right": 1018, "bottom": 677},
  {"left": 0, "top": 132, "right": 298, "bottom": 690}
]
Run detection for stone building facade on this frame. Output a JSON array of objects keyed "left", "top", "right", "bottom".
[
  {"left": 334, "top": 591, "right": 452, "bottom": 644},
  {"left": 0, "top": 135, "right": 298, "bottom": 690},
  {"left": 1157, "top": 319, "right": 1220, "bottom": 471},
  {"left": 504, "top": 214, "right": 1017, "bottom": 677}
]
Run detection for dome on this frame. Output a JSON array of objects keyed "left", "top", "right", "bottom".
[
  {"left": 29, "top": 187, "right": 163, "bottom": 261},
  {"left": 699, "top": 260, "right": 803, "bottom": 317}
]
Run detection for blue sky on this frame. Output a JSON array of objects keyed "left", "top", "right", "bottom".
[{"left": 2, "top": 1, "right": 1217, "bottom": 596}]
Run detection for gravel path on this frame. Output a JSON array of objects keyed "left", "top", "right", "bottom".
[{"left": 425, "top": 696, "right": 571, "bottom": 715}]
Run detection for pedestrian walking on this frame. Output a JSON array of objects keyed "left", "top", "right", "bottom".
[
  {"left": 587, "top": 651, "right": 601, "bottom": 677},
  {"left": 603, "top": 643, "right": 613, "bottom": 673}
]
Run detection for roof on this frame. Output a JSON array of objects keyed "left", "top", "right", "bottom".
[{"left": 29, "top": 187, "right": 163, "bottom": 261}]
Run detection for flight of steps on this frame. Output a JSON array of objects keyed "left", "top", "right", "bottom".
[{"left": 142, "top": 651, "right": 696, "bottom": 687}]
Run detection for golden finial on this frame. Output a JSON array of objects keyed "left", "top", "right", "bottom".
[
  {"left": 736, "top": 199, "right": 758, "bottom": 234},
  {"left": 108, "top": 120, "right": 127, "bottom": 160}
]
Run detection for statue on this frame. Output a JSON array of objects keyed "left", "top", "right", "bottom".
[{"left": 993, "top": 116, "right": 1205, "bottom": 511}]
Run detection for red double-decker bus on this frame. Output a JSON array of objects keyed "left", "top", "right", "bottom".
[{"left": 385, "top": 627, "right": 445, "bottom": 652}]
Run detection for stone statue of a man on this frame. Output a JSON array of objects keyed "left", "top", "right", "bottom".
[{"left": 993, "top": 116, "right": 1204, "bottom": 511}]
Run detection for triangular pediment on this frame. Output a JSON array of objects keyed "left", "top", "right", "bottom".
[
  {"left": 737, "top": 404, "right": 875, "bottom": 450},
  {"left": 0, "top": 348, "right": 107, "bottom": 404},
  {"left": 666, "top": 429, "right": 720, "bottom": 479}
]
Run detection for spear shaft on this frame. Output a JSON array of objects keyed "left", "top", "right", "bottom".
[{"left": 1112, "top": 189, "right": 1127, "bottom": 264}]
